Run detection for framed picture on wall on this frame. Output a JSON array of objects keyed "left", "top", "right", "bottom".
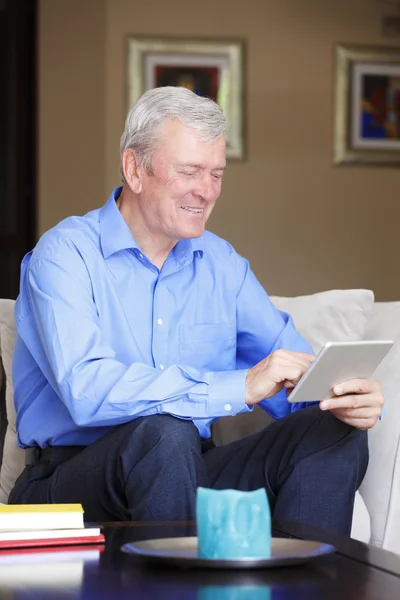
[
  {"left": 333, "top": 44, "right": 400, "bottom": 165},
  {"left": 126, "top": 36, "right": 245, "bottom": 159}
]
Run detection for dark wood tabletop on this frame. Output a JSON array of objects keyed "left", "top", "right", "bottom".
[{"left": 0, "top": 520, "right": 400, "bottom": 600}]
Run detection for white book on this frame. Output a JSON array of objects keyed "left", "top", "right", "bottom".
[
  {"left": 0, "top": 504, "right": 84, "bottom": 530},
  {"left": 0, "top": 527, "right": 102, "bottom": 542}
]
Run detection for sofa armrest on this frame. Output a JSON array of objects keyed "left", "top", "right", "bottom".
[
  {"left": 358, "top": 346, "right": 400, "bottom": 554},
  {"left": 360, "top": 302, "right": 400, "bottom": 553}
]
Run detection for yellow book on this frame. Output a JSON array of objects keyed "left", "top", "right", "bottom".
[{"left": 0, "top": 504, "right": 84, "bottom": 531}]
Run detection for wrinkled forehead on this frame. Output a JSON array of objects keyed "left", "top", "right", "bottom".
[{"left": 153, "top": 119, "right": 226, "bottom": 164}]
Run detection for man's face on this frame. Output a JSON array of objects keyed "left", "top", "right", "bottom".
[{"left": 136, "top": 119, "right": 226, "bottom": 242}]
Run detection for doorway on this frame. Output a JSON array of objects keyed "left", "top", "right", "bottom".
[{"left": 0, "top": 0, "right": 37, "bottom": 299}]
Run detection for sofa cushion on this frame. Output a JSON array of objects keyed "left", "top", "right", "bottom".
[
  {"left": 270, "top": 289, "right": 375, "bottom": 353},
  {"left": 212, "top": 289, "right": 375, "bottom": 446},
  {"left": 0, "top": 299, "right": 24, "bottom": 503}
]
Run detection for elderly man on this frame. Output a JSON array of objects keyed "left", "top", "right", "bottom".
[{"left": 10, "top": 87, "right": 382, "bottom": 534}]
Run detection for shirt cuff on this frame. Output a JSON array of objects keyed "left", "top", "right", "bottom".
[{"left": 208, "top": 369, "right": 252, "bottom": 417}]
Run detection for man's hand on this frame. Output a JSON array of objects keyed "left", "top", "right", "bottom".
[
  {"left": 245, "top": 350, "right": 315, "bottom": 406},
  {"left": 319, "top": 379, "right": 384, "bottom": 430}
]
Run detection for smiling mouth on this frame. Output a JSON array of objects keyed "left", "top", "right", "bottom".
[{"left": 180, "top": 206, "right": 204, "bottom": 214}]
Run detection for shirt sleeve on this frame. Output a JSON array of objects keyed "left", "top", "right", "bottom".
[
  {"left": 20, "top": 252, "right": 250, "bottom": 427},
  {"left": 235, "top": 255, "right": 317, "bottom": 419}
]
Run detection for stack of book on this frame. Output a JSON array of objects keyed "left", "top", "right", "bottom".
[{"left": 0, "top": 504, "right": 105, "bottom": 549}]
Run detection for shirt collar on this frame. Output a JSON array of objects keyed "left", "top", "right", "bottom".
[
  {"left": 190, "top": 236, "right": 204, "bottom": 256},
  {"left": 99, "top": 186, "right": 205, "bottom": 260},
  {"left": 99, "top": 187, "right": 140, "bottom": 258}
]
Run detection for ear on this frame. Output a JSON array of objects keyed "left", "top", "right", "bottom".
[{"left": 122, "top": 149, "right": 143, "bottom": 194}]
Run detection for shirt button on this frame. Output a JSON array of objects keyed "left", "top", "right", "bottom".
[
  {"left": 139, "top": 252, "right": 144, "bottom": 259},
  {"left": 160, "top": 364, "right": 165, "bottom": 370},
  {"left": 224, "top": 403, "right": 232, "bottom": 412},
  {"left": 157, "top": 318, "right": 163, "bottom": 325}
]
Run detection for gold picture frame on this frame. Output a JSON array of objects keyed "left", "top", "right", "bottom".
[
  {"left": 333, "top": 44, "right": 400, "bottom": 165},
  {"left": 126, "top": 36, "right": 245, "bottom": 159}
]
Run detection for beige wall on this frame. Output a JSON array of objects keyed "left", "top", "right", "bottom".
[
  {"left": 39, "top": 0, "right": 106, "bottom": 232},
  {"left": 39, "top": 0, "right": 400, "bottom": 300}
]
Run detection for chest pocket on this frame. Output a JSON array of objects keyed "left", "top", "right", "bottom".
[{"left": 179, "top": 323, "right": 236, "bottom": 372}]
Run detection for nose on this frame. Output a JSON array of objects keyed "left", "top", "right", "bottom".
[{"left": 193, "top": 173, "right": 219, "bottom": 203}]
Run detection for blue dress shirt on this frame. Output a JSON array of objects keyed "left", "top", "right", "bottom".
[{"left": 13, "top": 187, "right": 314, "bottom": 447}]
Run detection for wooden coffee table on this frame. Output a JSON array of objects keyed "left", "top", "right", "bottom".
[{"left": 1, "top": 520, "right": 400, "bottom": 599}]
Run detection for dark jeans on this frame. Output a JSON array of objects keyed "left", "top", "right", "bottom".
[{"left": 9, "top": 406, "right": 368, "bottom": 535}]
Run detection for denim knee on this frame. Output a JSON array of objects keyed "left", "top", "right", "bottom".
[{"left": 124, "top": 414, "right": 201, "bottom": 456}]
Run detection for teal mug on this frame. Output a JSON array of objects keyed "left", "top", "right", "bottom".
[{"left": 196, "top": 487, "right": 271, "bottom": 560}]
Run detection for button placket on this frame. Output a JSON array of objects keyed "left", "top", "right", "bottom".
[{"left": 152, "top": 280, "right": 169, "bottom": 373}]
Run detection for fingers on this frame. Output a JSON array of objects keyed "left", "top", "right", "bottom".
[
  {"left": 279, "top": 350, "right": 315, "bottom": 365},
  {"left": 283, "top": 366, "right": 308, "bottom": 386},
  {"left": 268, "top": 358, "right": 311, "bottom": 388},
  {"left": 320, "top": 394, "right": 371, "bottom": 411},
  {"left": 284, "top": 381, "right": 296, "bottom": 389},
  {"left": 268, "top": 351, "right": 314, "bottom": 394},
  {"left": 320, "top": 388, "right": 383, "bottom": 412},
  {"left": 268, "top": 350, "right": 315, "bottom": 374},
  {"left": 246, "top": 350, "right": 316, "bottom": 405},
  {"left": 319, "top": 378, "right": 384, "bottom": 431},
  {"left": 332, "top": 378, "right": 381, "bottom": 397}
]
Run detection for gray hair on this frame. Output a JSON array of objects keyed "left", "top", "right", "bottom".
[{"left": 120, "top": 86, "right": 227, "bottom": 182}]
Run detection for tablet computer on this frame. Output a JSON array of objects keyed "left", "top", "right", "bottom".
[{"left": 287, "top": 340, "right": 394, "bottom": 404}]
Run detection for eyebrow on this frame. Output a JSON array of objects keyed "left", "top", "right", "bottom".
[{"left": 176, "top": 163, "right": 226, "bottom": 171}]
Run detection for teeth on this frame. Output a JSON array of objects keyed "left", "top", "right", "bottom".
[{"left": 181, "top": 206, "right": 203, "bottom": 214}]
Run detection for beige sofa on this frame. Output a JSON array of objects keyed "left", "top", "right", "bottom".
[{"left": 1, "top": 290, "right": 400, "bottom": 554}]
